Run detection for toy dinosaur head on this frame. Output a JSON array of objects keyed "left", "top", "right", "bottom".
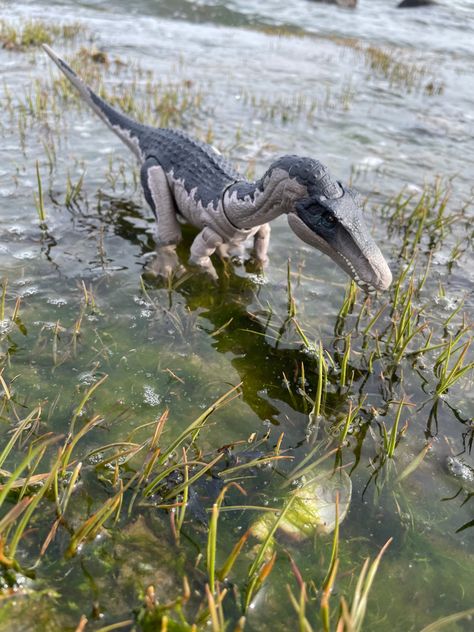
[{"left": 285, "top": 160, "right": 392, "bottom": 292}]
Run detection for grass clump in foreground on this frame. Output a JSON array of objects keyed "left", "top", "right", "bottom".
[
  {"left": 0, "top": 18, "right": 85, "bottom": 51},
  {"left": 0, "top": 365, "right": 392, "bottom": 631}
]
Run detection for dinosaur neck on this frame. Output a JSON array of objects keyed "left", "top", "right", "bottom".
[{"left": 222, "top": 164, "right": 308, "bottom": 230}]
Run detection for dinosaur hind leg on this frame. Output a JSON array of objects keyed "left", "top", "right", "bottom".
[{"left": 141, "top": 158, "right": 184, "bottom": 278}]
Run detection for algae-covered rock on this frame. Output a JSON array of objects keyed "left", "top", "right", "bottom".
[
  {"left": 251, "top": 468, "right": 352, "bottom": 543},
  {"left": 446, "top": 456, "right": 474, "bottom": 493}
]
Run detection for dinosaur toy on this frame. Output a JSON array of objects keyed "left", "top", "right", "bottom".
[{"left": 43, "top": 45, "right": 392, "bottom": 292}]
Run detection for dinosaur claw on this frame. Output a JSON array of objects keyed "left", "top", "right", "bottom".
[
  {"left": 145, "top": 245, "right": 184, "bottom": 279},
  {"left": 188, "top": 256, "right": 219, "bottom": 281},
  {"left": 253, "top": 253, "right": 269, "bottom": 267}
]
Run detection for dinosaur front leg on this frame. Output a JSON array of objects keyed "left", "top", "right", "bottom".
[
  {"left": 146, "top": 245, "right": 184, "bottom": 278},
  {"left": 253, "top": 223, "right": 271, "bottom": 264},
  {"left": 141, "top": 158, "right": 184, "bottom": 278},
  {"left": 189, "top": 227, "right": 223, "bottom": 280}
]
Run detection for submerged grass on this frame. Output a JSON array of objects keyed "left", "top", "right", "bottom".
[{"left": 0, "top": 367, "right": 375, "bottom": 629}]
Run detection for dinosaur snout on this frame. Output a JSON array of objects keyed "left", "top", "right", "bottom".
[{"left": 371, "top": 256, "right": 392, "bottom": 291}]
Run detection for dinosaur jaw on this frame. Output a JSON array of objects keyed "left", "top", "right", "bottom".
[{"left": 287, "top": 212, "right": 392, "bottom": 292}]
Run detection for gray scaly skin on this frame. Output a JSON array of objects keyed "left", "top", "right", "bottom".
[{"left": 43, "top": 45, "right": 392, "bottom": 291}]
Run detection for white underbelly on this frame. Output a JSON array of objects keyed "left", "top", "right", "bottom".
[{"left": 170, "top": 178, "right": 259, "bottom": 245}]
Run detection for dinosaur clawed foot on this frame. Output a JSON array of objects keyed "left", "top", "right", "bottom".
[
  {"left": 187, "top": 254, "right": 219, "bottom": 281},
  {"left": 145, "top": 245, "right": 186, "bottom": 279},
  {"left": 217, "top": 243, "right": 245, "bottom": 262}
]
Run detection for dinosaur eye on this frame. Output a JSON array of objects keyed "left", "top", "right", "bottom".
[{"left": 321, "top": 211, "right": 336, "bottom": 228}]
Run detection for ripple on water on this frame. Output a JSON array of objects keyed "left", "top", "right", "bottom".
[{"left": 357, "top": 156, "right": 384, "bottom": 170}]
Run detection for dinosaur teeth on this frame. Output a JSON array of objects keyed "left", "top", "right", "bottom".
[{"left": 338, "top": 253, "right": 375, "bottom": 293}]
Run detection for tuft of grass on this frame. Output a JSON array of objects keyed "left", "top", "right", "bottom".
[
  {"left": 287, "top": 510, "right": 393, "bottom": 632},
  {"left": 335, "top": 37, "right": 444, "bottom": 94},
  {"left": 0, "top": 18, "right": 85, "bottom": 51},
  {"left": 65, "top": 170, "right": 85, "bottom": 208},
  {"left": 434, "top": 336, "right": 474, "bottom": 395},
  {"left": 382, "top": 399, "right": 412, "bottom": 459},
  {"left": 239, "top": 79, "right": 356, "bottom": 124}
]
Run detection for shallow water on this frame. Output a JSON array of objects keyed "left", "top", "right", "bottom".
[{"left": 0, "top": 0, "right": 473, "bottom": 630}]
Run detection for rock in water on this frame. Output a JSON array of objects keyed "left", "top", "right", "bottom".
[
  {"left": 397, "top": 0, "right": 437, "bottom": 8},
  {"left": 446, "top": 456, "right": 474, "bottom": 493},
  {"left": 250, "top": 468, "right": 352, "bottom": 544}
]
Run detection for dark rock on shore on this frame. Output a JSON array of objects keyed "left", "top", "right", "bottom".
[{"left": 397, "top": 0, "right": 437, "bottom": 8}]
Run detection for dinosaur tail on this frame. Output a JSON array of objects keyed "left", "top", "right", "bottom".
[{"left": 43, "top": 44, "right": 147, "bottom": 160}]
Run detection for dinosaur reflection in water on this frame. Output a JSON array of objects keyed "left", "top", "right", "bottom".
[{"left": 87, "top": 193, "right": 361, "bottom": 432}]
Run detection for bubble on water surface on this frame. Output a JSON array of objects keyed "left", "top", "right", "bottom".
[
  {"left": 446, "top": 457, "right": 474, "bottom": 485},
  {"left": 20, "top": 286, "right": 39, "bottom": 297},
  {"left": 47, "top": 297, "right": 68, "bottom": 306},
  {"left": 143, "top": 385, "right": 161, "bottom": 406},
  {"left": 33, "top": 321, "right": 59, "bottom": 330},
  {"left": 134, "top": 296, "right": 150, "bottom": 306},
  {"left": 434, "top": 295, "right": 460, "bottom": 311},
  {"left": 87, "top": 452, "right": 104, "bottom": 465},
  {"left": 0, "top": 320, "right": 13, "bottom": 335},
  {"left": 432, "top": 251, "right": 452, "bottom": 266},
  {"left": 78, "top": 372, "right": 98, "bottom": 386},
  {"left": 8, "top": 225, "right": 26, "bottom": 236},
  {"left": 358, "top": 156, "right": 384, "bottom": 170},
  {"left": 13, "top": 249, "right": 37, "bottom": 260},
  {"left": 246, "top": 273, "right": 268, "bottom": 285}
]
